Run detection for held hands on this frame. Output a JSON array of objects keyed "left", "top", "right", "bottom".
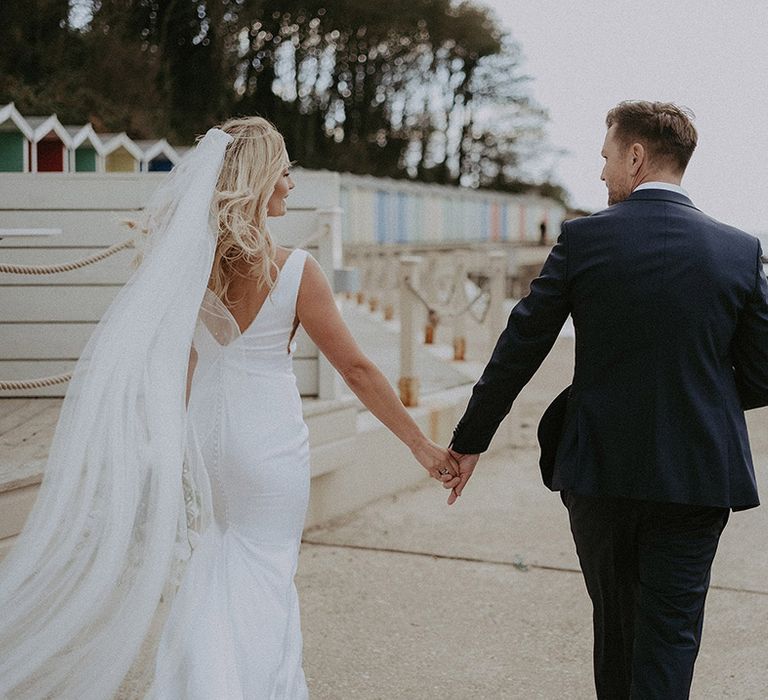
[
  {"left": 410, "top": 438, "right": 461, "bottom": 490},
  {"left": 410, "top": 438, "right": 479, "bottom": 504},
  {"left": 443, "top": 449, "right": 480, "bottom": 505}
]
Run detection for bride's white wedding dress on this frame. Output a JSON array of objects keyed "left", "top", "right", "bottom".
[
  {"left": 0, "top": 130, "right": 319, "bottom": 698},
  {"left": 151, "top": 248, "right": 311, "bottom": 699}
]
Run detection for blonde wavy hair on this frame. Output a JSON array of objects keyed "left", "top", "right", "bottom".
[{"left": 209, "top": 116, "right": 290, "bottom": 303}]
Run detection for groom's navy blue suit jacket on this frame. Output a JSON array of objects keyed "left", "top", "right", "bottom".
[{"left": 451, "top": 188, "right": 768, "bottom": 510}]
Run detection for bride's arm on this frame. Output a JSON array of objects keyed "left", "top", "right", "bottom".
[{"left": 296, "top": 255, "right": 458, "bottom": 481}]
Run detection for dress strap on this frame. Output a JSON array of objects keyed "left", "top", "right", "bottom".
[{"left": 278, "top": 248, "right": 309, "bottom": 314}]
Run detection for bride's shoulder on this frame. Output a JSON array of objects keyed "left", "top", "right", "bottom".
[{"left": 296, "top": 252, "right": 327, "bottom": 292}]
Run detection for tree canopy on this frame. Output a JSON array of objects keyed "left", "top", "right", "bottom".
[{"left": 0, "top": 0, "right": 564, "bottom": 197}]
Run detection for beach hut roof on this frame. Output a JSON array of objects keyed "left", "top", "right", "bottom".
[
  {"left": 65, "top": 124, "right": 102, "bottom": 150},
  {"left": 174, "top": 146, "right": 193, "bottom": 161},
  {"left": 25, "top": 114, "right": 72, "bottom": 145},
  {"left": 135, "top": 138, "right": 180, "bottom": 165},
  {"left": 0, "top": 103, "right": 34, "bottom": 139},
  {"left": 98, "top": 132, "right": 143, "bottom": 160}
]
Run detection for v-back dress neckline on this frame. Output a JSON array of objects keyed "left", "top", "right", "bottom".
[{"left": 226, "top": 248, "right": 300, "bottom": 337}]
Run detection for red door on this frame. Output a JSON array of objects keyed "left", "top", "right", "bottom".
[{"left": 35, "top": 137, "right": 65, "bottom": 171}]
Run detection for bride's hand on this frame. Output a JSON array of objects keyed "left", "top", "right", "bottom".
[{"left": 410, "top": 438, "right": 461, "bottom": 488}]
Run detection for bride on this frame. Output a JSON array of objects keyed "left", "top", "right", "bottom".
[{"left": 0, "top": 117, "right": 458, "bottom": 699}]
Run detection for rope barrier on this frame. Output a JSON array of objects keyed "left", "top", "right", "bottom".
[
  {"left": 463, "top": 289, "right": 492, "bottom": 324},
  {"left": 0, "top": 239, "right": 137, "bottom": 390},
  {"left": 0, "top": 238, "right": 135, "bottom": 275},
  {"left": 0, "top": 372, "right": 73, "bottom": 392},
  {"left": 0, "top": 222, "right": 333, "bottom": 277},
  {"left": 404, "top": 279, "right": 491, "bottom": 325},
  {"left": 0, "top": 224, "right": 333, "bottom": 390}
]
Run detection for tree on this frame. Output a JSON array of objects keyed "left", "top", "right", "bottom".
[{"left": 0, "top": 0, "right": 559, "bottom": 196}]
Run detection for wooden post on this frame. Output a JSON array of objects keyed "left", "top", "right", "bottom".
[
  {"left": 424, "top": 308, "right": 438, "bottom": 345},
  {"left": 315, "top": 207, "right": 343, "bottom": 270},
  {"left": 507, "top": 245, "right": 519, "bottom": 298},
  {"left": 315, "top": 207, "right": 344, "bottom": 400},
  {"left": 367, "top": 253, "right": 381, "bottom": 312},
  {"left": 359, "top": 249, "right": 375, "bottom": 305},
  {"left": 422, "top": 251, "right": 439, "bottom": 301},
  {"left": 451, "top": 251, "right": 468, "bottom": 360},
  {"left": 343, "top": 250, "right": 357, "bottom": 300},
  {"left": 382, "top": 250, "right": 397, "bottom": 321},
  {"left": 398, "top": 255, "right": 422, "bottom": 407},
  {"left": 487, "top": 250, "right": 508, "bottom": 356}
]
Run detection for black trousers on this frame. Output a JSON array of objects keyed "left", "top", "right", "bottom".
[{"left": 561, "top": 491, "right": 729, "bottom": 700}]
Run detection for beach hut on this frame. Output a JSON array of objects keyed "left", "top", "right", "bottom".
[
  {"left": 66, "top": 124, "right": 103, "bottom": 172},
  {"left": 100, "top": 132, "right": 142, "bottom": 172},
  {"left": 0, "top": 103, "right": 34, "bottom": 172},
  {"left": 173, "top": 146, "right": 193, "bottom": 161},
  {"left": 26, "top": 115, "right": 72, "bottom": 172},
  {"left": 136, "top": 139, "right": 179, "bottom": 172}
]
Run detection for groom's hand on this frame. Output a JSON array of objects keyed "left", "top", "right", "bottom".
[
  {"left": 445, "top": 449, "right": 480, "bottom": 505},
  {"left": 410, "top": 438, "right": 461, "bottom": 485}
]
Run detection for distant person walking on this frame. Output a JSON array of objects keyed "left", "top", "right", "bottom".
[
  {"left": 446, "top": 101, "right": 768, "bottom": 698},
  {"left": 538, "top": 219, "right": 548, "bottom": 245}
]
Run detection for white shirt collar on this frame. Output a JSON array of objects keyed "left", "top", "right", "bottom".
[{"left": 633, "top": 181, "right": 690, "bottom": 197}]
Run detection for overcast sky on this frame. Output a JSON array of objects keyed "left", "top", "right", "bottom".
[{"left": 484, "top": 1, "right": 768, "bottom": 234}]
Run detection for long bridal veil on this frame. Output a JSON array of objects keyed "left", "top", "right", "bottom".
[{"left": 0, "top": 128, "right": 233, "bottom": 699}]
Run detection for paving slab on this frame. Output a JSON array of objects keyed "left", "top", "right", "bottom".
[
  {"left": 304, "top": 446, "right": 578, "bottom": 572},
  {"left": 299, "top": 445, "right": 768, "bottom": 698},
  {"left": 298, "top": 545, "right": 594, "bottom": 699}
]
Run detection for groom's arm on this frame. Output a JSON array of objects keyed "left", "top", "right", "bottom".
[
  {"left": 451, "top": 223, "right": 572, "bottom": 454},
  {"left": 733, "top": 243, "right": 768, "bottom": 410}
]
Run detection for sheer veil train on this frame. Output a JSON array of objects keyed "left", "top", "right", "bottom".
[{"left": 0, "top": 128, "right": 233, "bottom": 698}]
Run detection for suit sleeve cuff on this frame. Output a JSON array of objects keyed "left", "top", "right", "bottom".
[{"left": 450, "top": 423, "right": 492, "bottom": 454}]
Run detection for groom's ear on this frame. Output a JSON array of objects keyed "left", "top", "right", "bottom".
[{"left": 628, "top": 142, "right": 645, "bottom": 175}]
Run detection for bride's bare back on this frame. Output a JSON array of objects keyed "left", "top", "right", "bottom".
[{"left": 224, "top": 246, "right": 296, "bottom": 334}]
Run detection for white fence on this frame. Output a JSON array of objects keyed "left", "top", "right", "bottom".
[{"left": 0, "top": 170, "right": 341, "bottom": 398}]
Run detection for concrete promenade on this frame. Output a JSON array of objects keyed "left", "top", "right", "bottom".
[
  {"left": 299, "top": 308, "right": 768, "bottom": 699},
  {"left": 0, "top": 299, "right": 764, "bottom": 697}
]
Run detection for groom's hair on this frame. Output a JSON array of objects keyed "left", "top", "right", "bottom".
[{"left": 606, "top": 101, "right": 698, "bottom": 173}]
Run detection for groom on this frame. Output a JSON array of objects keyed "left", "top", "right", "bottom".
[{"left": 447, "top": 101, "right": 768, "bottom": 698}]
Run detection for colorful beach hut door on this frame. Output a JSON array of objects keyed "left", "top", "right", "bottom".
[
  {"left": 147, "top": 156, "right": 173, "bottom": 172},
  {"left": 75, "top": 147, "right": 97, "bottom": 172},
  {"left": 106, "top": 147, "right": 137, "bottom": 172},
  {"left": 32, "top": 134, "right": 66, "bottom": 172},
  {"left": 0, "top": 131, "right": 25, "bottom": 171}
]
